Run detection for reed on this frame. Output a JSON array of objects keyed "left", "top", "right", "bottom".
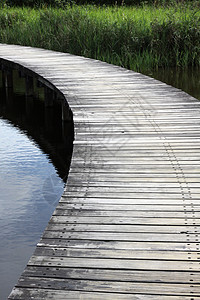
[{"left": 0, "top": 2, "right": 199, "bottom": 72}]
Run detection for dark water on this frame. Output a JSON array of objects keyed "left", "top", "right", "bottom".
[
  {"left": 146, "top": 67, "right": 200, "bottom": 101},
  {"left": 0, "top": 85, "right": 73, "bottom": 299}
]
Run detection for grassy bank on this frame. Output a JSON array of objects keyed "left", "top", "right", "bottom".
[{"left": 0, "top": 3, "right": 199, "bottom": 72}]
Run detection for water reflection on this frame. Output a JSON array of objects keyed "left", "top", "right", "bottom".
[
  {"left": 146, "top": 67, "right": 200, "bottom": 101},
  {"left": 0, "top": 88, "right": 73, "bottom": 180},
  {"left": 0, "top": 87, "right": 73, "bottom": 299}
]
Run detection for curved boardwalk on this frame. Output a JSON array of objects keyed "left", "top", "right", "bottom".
[{"left": 0, "top": 44, "right": 200, "bottom": 299}]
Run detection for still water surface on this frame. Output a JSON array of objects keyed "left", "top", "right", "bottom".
[
  {"left": 146, "top": 67, "right": 200, "bottom": 101},
  {"left": 0, "top": 118, "right": 64, "bottom": 299},
  {"left": 0, "top": 88, "right": 73, "bottom": 299}
]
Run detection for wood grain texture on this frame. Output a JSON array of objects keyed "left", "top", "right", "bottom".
[{"left": 0, "top": 44, "right": 199, "bottom": 299}]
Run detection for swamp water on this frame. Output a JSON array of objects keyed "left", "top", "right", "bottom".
[
  {"left": 146, "top": 67, "right": 200, "bottom": 101},
  {"left": 0, "top": 67, "right": 199, "bottom": 299},
  {"left": 0, "top": 72, "right": 73, "bottom": 299}
]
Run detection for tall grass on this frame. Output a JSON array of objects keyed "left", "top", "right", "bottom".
[{"left": 0, "top": 3, "right": 199, "bottom": 72}]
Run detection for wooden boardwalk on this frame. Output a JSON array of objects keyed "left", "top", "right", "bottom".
[{"left": 0, "top": 44, "right": 200, "bottom": 299}]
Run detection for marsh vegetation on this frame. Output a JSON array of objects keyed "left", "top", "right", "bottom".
[{"left": 0, "top": 1, "right": 199, "bottom": 73}]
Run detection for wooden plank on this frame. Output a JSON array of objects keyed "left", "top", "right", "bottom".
[
  {"left": 28, "top": 255, "right": 200, "bottom": 271},
  {"left": 46, "top": 222, "right": 200, "bottom": 234},
  {"left": 42, "top": 231, "right": 199, "bottom": 242},
  {"left": 50, "top": 215, "right": 200, "bottom": 225},
  {"left": 61, "top": 191, "right": 200, "bottom": 199},
  {"left": 33, "top": 246, "right": 199, "bottom": 261},
  {"left": 22, "top": 266, "right": 200, "bottom": 283},
  {"left": 38, "top": 239, "right": 200, "bottom": 251},
  {"left": 15, "top": 277, "right": 200, "bottom": 296},
  {"left": 56, "top": 203, "right": 200, "bottom": 211},
  {"left": 9, "top": 288, "right": 199, "bottom": 300},
  {"left": 59, "top": 196, "right": 200, "bottom": 204},
  {"left": 65, "top": 182, "right": 200, "bottom": 188},
  {"left": 52, "top": 209, "right": 200, "bottom": 218},
  {"left": 66, "top": 176, "right": 200, "bottom": 183},
  {"left": 46, "top": 223, "right": 200, "bottom": 233}
]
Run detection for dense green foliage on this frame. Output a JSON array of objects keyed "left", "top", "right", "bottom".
[
  {"left": 1, "top": 0, "right": 199, "bottom": 7},
  {"left": 0, "top": 3, "right": 199, "bottom": 72}
]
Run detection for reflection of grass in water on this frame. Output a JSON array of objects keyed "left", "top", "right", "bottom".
[
  {"left": 9, "top": 70, "right": 45, "bottom": 101},
  {"left": 0, "top": 71, "right": 2, "bottom": 88},
  {"left": 147, "top": 67, "right": 200, "bottom": 101},
  {"left": 13, "top": 70, "right": 26, "bottom": 94},
  {"left": 0, "top": 3, "right": 199, "bottom": 72}
]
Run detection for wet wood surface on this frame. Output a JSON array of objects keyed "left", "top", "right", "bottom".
[{"left": 0, "top": 44, "right": 200, "bottom": 299}]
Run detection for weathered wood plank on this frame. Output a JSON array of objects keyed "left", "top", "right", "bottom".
[
  {"left": 9, "top": 288, "right": 199, "bottom": 300},
  {"left": 33, "top": 246, "right": 199, "bottom": 261},
  {"left": 28, "top": 255, "right": 200, "bottom": 271},
  {"left": 56, "top": 203, "right": 200, "bottom": 211},
  {"left": 42, "top": 231, "right": 199, "bottom": 242},
  {"left": 38, "top": 239, "right": 199, "bottom": 251},
  {"left": 46, "top": 223, "right": 200, "bottom": 233},
  {"left": 52, "top": 209, "right": 200, "bottom": 218},
  {"left": 50, "top": 215, "right": 200, "bottom": 225},
  {"left": 15, "top": 277, "right": 200, "bottom": 296},
  {"left": 22, "top": 266, "right": 200, "bottom": 283}
]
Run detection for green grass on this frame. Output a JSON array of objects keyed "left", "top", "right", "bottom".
[{"left": 0, "top": 2, "right": 199, "bottom": 73}]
